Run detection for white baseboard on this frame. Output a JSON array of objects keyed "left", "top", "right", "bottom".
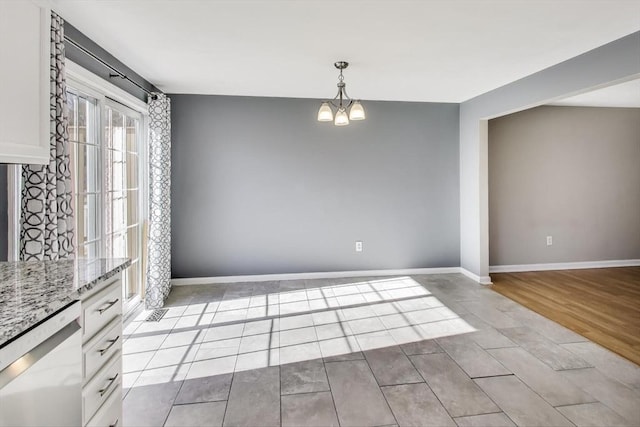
[
  {"left": 171, "top": 267, "right": 461, "bottom": 286},
  {"left": 459, "top": 268, "right": 493, "bottom": 285},
  {"left": 489, "top": 259, "right": 640, "bottom": 273}
]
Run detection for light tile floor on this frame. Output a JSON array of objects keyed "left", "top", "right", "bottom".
[{"left": 122, "top": 274, "right": 640, "bottom": 427}]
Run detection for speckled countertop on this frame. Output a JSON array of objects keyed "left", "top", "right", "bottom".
[{"left": 0, "top": 258, "right": 131, "bottom": 348}]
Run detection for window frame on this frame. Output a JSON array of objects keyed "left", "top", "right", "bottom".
[
  {"left": 66, "top": 87, "right": 103, "bottom": 259},
  {"left": 103, "top": 99, "right": 145, "bottom": 305},
  {"left": 66, "top": 61, "right": 149, "bottom": 315}
]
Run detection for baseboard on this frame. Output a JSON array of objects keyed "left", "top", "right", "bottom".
[
  {"left": 171, "top": 267, "right": 461, "bottom": 286},
  {"left": 459, "top": 268, "right": 493, "bottom": 285},
  {"left": 489, "top": 259, "right": 640, "bottom": 273}
]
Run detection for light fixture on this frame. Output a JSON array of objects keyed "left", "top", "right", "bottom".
[{"left": 317, "top": 61, "right": 365, "bottom": 126}]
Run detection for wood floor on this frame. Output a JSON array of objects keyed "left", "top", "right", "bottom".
[{"left": 491, "top": 267, "right": 640, "bottom": 366}]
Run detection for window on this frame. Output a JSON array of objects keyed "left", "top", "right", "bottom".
[
  {"left": 105, "top": 104, "right": 143, "bottom": 302},
  {"left": 66, "top": 74, "right": 147, "bottom": 312},
  {"left": 67, "top": 91, "right": 101, "bottom": 259}
]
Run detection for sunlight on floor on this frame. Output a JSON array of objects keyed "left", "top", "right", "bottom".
[{"left": 123, "top": 277, "right": 475, "bottom": 388}]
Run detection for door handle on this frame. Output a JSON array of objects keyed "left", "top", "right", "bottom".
[
  {"left": 98, "top": 299, "right": 120, "bottom": 315},
  {"left": 98, "top": 336, "right": 120, "bottom": 356},
  {"left": 99, "top": 373, "right": 119, "bottom": 397}
]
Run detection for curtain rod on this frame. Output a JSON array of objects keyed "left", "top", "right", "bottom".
[{"left": 64, "top": 35, "right": 159, "bottom": 99}]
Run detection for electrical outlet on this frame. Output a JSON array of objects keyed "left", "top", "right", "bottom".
[
  {"left": 546, "top": 236, "right": 553, "bottom": 246},
  {"left": 355, "top": 241, "right": 363, "bottom": 252}
]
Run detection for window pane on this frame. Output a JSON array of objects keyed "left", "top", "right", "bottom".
[
  {"left": 109, "top": 109, "right": 125, "bottom": 151},
  {"left": 104, "top": 108, "right": 112, "bottom": 149},
  {"left": 106, "top": 232, "right": 127, "bottom": 259},
  {"left": 125, "top": 260, "right": 140, "bottom": 301},
  {"left": 75, "top": 144, "right": 99, "bottom": 194},
  {"left": 127, "top": 190, "right": 138, "bottom": 226},
  {"left": 106, "top": 192, "right": 127, "bottom": 234},
  {"left": 77, "top": 96, "right": 88, "bottom": 143},
  {"left": 76, "top": 194, "right": 100, "bottom": 244},
  {"left": 127, "top": 224, "right": 139, "bottom": 261},
  {"left": 126, "top": 117, "right": 138, "bottom": 153},
  {"left": 127, "top": 152, "right": 138, "bottom": 189},
  {"left": 78, "top": 241, "right": 100, "bottom": 259},
  {"left": 113, "top": 196, "right": 126, "bottom": 233},
  {"left": 106, "top": 149, "right": 125, "bottom": 192}
]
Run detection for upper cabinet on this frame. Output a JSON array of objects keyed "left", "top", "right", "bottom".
[{"left": 0, "top": 1, "right": 50, "bottom": 165}]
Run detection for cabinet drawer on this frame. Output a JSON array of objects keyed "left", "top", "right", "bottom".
[
  {"left": 83, "top": 279, "right": 122, "bottom": 342},
  {"left": 83, "top": 352, "right": 122, "bottom": 424},
  {"left": 84, "top": 317, "right": 122, "bottom": 382},
  {"left": 86, "top": 380, "right": 122, "bottom": 427}
]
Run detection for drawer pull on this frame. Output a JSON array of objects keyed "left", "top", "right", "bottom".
[
  {"left": 109, "top": 419, "right": 119, "bottom": 427},
  {"left": 99, "top": 373, "right": 119, "bottom": 397},
  {"left": 98, "top": 336, "right": 120, "bottom": 356},
  {"left": 98, "top": 299, "right": 120, "bottom": 315}
]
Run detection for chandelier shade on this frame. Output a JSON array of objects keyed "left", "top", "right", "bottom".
[
  {"left": 334, "top": 108, "right": 349, "bottom": 126},
  {"left": 349, "top": 101, "right": 365, "bottom": 120},
  {"left": 317, "top": 102, "right": 334, "bottom": 121},
  {"left": 317, "top": 61, "right": 365, "bottom": 126}
]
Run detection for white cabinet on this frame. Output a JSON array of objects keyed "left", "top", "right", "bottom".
[
  {"left": 81, "top": 276, "right": 123, "bottom": 427},
  {"left": 0, "top": 1, "right": 50, "bottom": 165}
]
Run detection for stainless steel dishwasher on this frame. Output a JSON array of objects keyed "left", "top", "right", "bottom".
[{"left": 0, "top": 301, "right": 82, "bottom": 427}]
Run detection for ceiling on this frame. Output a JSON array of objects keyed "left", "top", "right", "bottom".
[
  {"left": 50, "top": 0, "right": 640, "bottom": 103},
  {"left": 549, "top": 79, "right": 640, "bottom": 108}
]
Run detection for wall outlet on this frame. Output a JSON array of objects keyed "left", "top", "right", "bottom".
[
  {"left": 355, "top": 241, "right": 363, "bottom": 252},
  {"left": 546, "top": 236, "right": 553, "bottom": 246}
]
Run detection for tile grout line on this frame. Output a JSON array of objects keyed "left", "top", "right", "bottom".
[
  {"left": 278, "top": 361, "right": 283, "bottom": 427},
  {"left": 469, "top": 373, "right": 515, "bottom": 379},
  {"left": 429, "top": 335, "right": 509, "bottom": 417},
  {"left": 405, "top": 351, "right": 461, "bottom": 421},
  {"left": 311, "top": 277, "right": 345, "bottom": 427},
  {"left": 322, "top": 355, "right": 344, "bottom": 426},
  {"left": 472, "top": 368, "right": 579, "bottom": 426},
  {"left": 552, "top": 400, "right": 600, "bottom": 409},
  {"left": 361, "top": 353, "right": 401, "bottom": 427},
  {"left": 219, "top": 372, "right": 233, "bottom": 427}
]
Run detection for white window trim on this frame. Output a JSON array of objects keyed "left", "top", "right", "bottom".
[
  {"left": 66, "top": 60, "right": 149, "bottom": 114},
  {"left": 7, "top": 165, "right": 20, "bottom": 261}
]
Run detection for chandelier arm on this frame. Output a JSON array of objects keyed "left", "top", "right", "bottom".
[
  {"left": 326, "top": 99, "right": 341, "bottom": 109},
  {"left": 341, "top": 87, "right": 354, "bottom": 103}
]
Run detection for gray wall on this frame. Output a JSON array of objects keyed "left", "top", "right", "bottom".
[
  {"left": 489, "top": 106, "right": 640, "bottom": 265},
  {"left": 170, "top": 95, "right": 460, "bottom": 278}
]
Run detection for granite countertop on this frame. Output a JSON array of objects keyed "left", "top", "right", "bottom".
[{"left": 0, "top": 258, "right": 131, "bottom": 348}]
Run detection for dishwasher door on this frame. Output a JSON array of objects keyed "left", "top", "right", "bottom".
[{"left": 0, "top": 305, "right": 82, "bottom": 427}]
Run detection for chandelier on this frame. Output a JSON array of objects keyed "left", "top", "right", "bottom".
[{"left": 317, "top": 61, "right": 365, "bottom": 126}]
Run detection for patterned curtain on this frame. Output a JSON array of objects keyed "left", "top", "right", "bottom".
[
  {"left": 20, "top": 12, "right": 74, "bottom": 261},
  {"left": 146, "top": 94, "right": 171, "bottom": 308}
]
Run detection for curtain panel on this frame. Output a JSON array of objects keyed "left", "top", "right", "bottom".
[
  {"left": 146, "top": 94, "right": 172, "bottom": 309},
  {"left": 20, "top": 11, "right": 74, "bottom": 261}
]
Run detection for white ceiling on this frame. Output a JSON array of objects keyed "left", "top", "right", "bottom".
[
  {"left": 549, "top": 79, "right": 640, "bottom": 108},
  {"left": 50, "top": 0, "right": 640, "bottom": 102}
]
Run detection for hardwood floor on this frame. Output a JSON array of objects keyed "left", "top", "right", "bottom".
[{"left": 491, "top": 267, "right": 640, "bottom": 366}]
